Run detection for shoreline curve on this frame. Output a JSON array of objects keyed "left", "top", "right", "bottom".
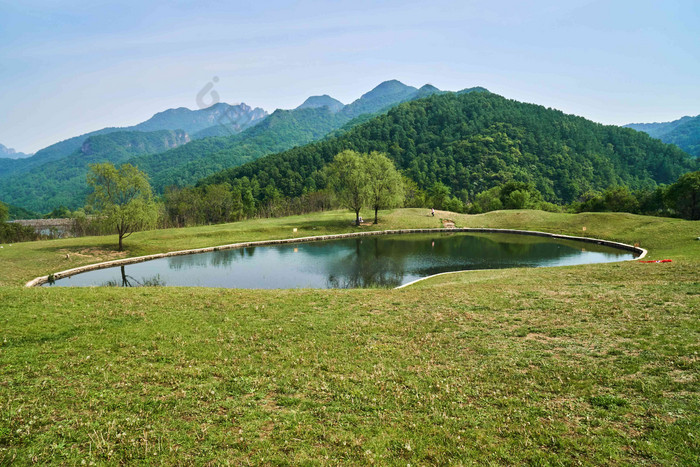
[{"left": 25, "top": 228, "right": 648, "bottom": 288}]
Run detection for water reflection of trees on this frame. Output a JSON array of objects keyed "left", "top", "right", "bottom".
[
  {"left": 101, "top": 265, "right": 166, "bottom": 287},
  {"left": 167, "top": 247, "right": 256, "bottom": 270},
  {"left": 325, "top": 238, "right": 406, "bottom": 288},
  {"left": 318, "top": 233, "right": 624, "bottom": 287},
  {"left": 102, "top": 233, "right": 633, "bottom": 289}
]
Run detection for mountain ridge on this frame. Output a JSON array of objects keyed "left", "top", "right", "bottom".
[
  {"left": 1, "top": 80, "right": 485, "bottom": 212},
  {"left": 0, "top": 103, "right": 267, "bottom": 179},
  {"left": 0, "top": 143, "right": 31, "bottom": 159}
]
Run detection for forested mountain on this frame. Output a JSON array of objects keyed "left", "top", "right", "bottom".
[
  {"left": 130, "top": 106, "right": 350, "bottom": 191},
  {"left": 0, "top": 143, "right": 31, "bottom": 159},
  {"left": 200, "top": 92, "right": 697, "bottom": 206},
  {"left": 127, "top": 80, "right": 460, "bottom": 191},
  {"left": 2, "top": 80, "right": 479, "bottom": 214},
  {"left": 625, "top": 115, "right": 700, "bottom": 157},
  {"left": 0, "top": 130, "right": 190, "bottom": 211},
  {"left": 0, "top": 103, "right": 266, "bottom": 180}
]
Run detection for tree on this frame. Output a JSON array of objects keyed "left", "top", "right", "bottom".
[
  {"left": 365, "top": 151, "right": 404, "bottom": 223},
  {"left": 499, "top": 182, "right": 543, "bottom": 209},
  {"left": 0, "top": 200, "right": 8, "bottom": 223},
  {"left": 427, "top": 182, "right": 451, "bottom": 210},
  {"left": 472, "top": 186, "right": 502, "bottom": 213},
  {"left": 601, "top": 186, "right": 639, "bottom": 213},
  {"left": 203, "top": 183, "right": 235, "bottom": 224},
  {"left": 666, "top": 170, "right": 700, "bottom": 220},
  {"left": 87, "top": 163, "right": 159, "bottom": 251},
  {"left": 326, "top": 150, "right": 368, "bottom": 225}
]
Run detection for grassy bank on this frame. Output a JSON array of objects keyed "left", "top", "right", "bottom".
[{"left": 1, "top": 209, "right": 698, "bottom": 464}]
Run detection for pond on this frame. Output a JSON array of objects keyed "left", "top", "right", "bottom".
[{"left": 43, "top": 232, "right": 638, "bottom": 289}]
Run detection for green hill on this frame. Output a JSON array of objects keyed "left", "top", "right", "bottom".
[
  {"left": 0, "top": 130, "right": 190, "bottom": 212},
  {"left": 0, "top": 103, "right": 267, "bottom": 181},
  {"left": 201, "top": 92, "right": 697, "bottom": 205}
]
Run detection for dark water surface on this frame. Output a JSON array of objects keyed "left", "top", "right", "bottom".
[{"left": 44, "top": 232, "right": 636, "bottom": 289}]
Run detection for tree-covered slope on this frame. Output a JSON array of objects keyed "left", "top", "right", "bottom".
[
  {"left": 5, "top": 203, "right": 38, "bottom": 220},
  {"left": 0, "top": 130, "right": 190, "bottom": 212},
  {"left": 201, "top": 92, "right": 697, "bottom": 204},
  {"left": 2, "top": 80, "right": 480, "bottom": 213},
  {"left": 625, "top": 115, "right": 700, "bottom": 157},
  {"left": 129, "top": 106, "right": 351, "bottom": 191},
  {"left": 129, "top": 80, "right": 461, "bottom": 191},
  {"left": 0, "top": 103, "right": 266, "bottom": 180},
  {"left": 661, "top": 116, "right": 700, "bottom": 157}
]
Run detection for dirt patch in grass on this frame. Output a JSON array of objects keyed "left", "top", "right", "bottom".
[{"left": 59, "top": 247, "right": 127, "bottom": 261}]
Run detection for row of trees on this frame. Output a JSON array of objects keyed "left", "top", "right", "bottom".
[{"left": 572, "top": 171, "right": 700, "bottom": 220}]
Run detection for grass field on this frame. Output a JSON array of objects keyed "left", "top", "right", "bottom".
[{"left": 1, "top": 209, "right": 698, "bottom": 464}]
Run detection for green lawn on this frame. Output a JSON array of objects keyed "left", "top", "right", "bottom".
[{"left": 1, "top": 209, "right": 698, "bottom": 464}]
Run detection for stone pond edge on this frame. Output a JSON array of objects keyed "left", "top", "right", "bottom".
[{"left": 25, "top": 228, "right": 648, "bottom": 288}]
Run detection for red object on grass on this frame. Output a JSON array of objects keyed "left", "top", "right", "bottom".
[{"left": 639, "top": 259, "right": 672, "bottom": 263}]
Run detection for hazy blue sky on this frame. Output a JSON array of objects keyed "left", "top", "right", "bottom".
[{"left": 1, "top": 0, "right": 698, "bottom": 153}]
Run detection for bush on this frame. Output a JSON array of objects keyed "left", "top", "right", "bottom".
[{"left": 0, "top": 222, "right": 38, "bottom": 243}]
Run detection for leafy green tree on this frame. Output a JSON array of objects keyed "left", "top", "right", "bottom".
[
  {"left": 326, "top": 150, "right": 368, "bottom": 225},
  {"left": 427, "top": 182, "right": 451, "bottom": 210},
  {"left": 499, "top": 182, "right": 543, "bottom": 209},
  {"left": 445, "top": 196, "right": 466, "bottom": 213},
  {"left": 472, "top": 186, "right": 503, "bottom": 213},
  {"left": 203, "top": 183, "right": 235, "bottom": 224},
  {"left": 601, "top": 186, "right": 639, "bottom": 213},
  {"left": 401, "top": 177, "right": 426, "bottom": 207},
  {"left": 0, "top": 200, "right": 8, "bottom": 222},
  {"left": 636, "top": 187, "right": 667, "bottom": 215},
  {"left": 365, "top": 152, "right": 404, "bottom": 223},
  {"left": 666, "top": 170, "right": 700, "bottom": 220},
  {"left": 87, "top": 163, "right": 159, "bottom": 251},
  {"left": 242, "top": 188, "right": 256, "bottom": 218}
]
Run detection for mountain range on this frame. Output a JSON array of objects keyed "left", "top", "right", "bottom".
[
  {"left": 0, "top": 102, "right": 267, "bottom": 178},
  {"left": 0, "top": 80, "right": 461, "bottom": 212},
  {"left": 625, "top": 115, "right": 700, "bottom": 157},
  {"left": 0, "top": 80, "right": 696, "bottom": 215}
]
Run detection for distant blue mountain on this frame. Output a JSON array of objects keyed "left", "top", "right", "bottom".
[
  {"left": 297, "top": 95, "right": 345, "bottom": 112},
  {"left": 0, "top": 143, "right": 31, "bottom": 159},
  {"left": 625, "top": 115, "right": 700, "bottom": 157}
]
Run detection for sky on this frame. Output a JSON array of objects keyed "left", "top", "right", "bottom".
[{"left": 1, "top": 0, "right": 698, "bottom": 154}]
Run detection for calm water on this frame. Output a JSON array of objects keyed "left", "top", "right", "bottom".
[{"left": 45, "top": 233, "right": 636, "bottom": 289}]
